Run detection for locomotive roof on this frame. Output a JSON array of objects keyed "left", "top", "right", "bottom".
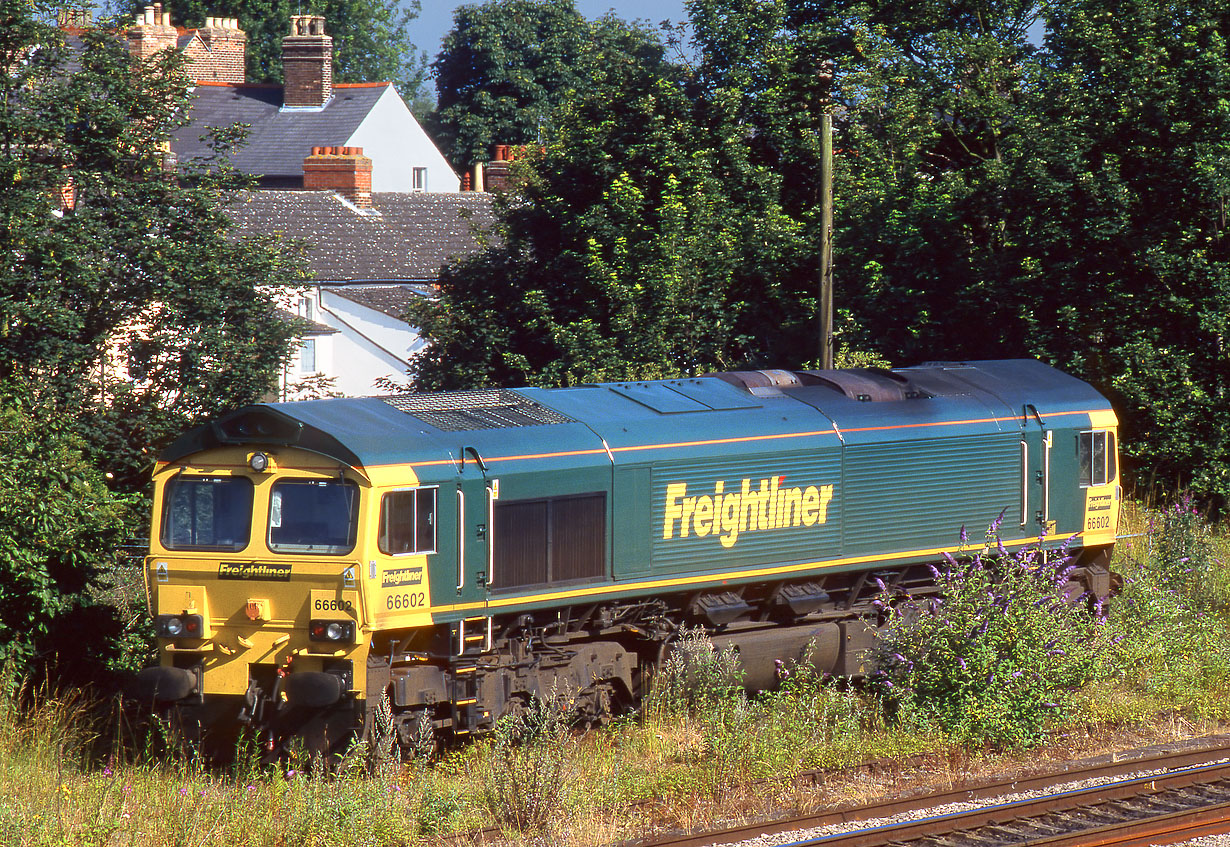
[{"left": 159, "top": 360, "right": 1113, "bottom": 474}]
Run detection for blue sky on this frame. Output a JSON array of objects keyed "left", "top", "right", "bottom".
[{"left": 411, "top": 0, "right": 690, "bottom": 56}]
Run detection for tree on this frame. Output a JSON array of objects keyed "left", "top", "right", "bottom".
[
  {"left": 0, "top": 394, "right": 135, "bottom": 685},
  {"left": 409, "top": 15, "right": 818, "bottom": 388},
  {"left": 123, "top": 0, "right": 428, "bottom": 93},
  {"left": 428, "top": 0, "right": 598, "bottom": 172},
  {"left": 0, "top": 2, "right": 306, "bottom": 486}
]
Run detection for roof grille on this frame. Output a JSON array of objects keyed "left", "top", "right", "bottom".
[{"left": 381, "top": 389, "right": 573, "bottom": 431}]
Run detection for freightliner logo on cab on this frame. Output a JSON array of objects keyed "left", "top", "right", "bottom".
[
  {"left": 662, "top": 476, "right": 835, "bottom": 549},
  {"left": 218, "top": 561, "right": 292, "bottom": 581}
]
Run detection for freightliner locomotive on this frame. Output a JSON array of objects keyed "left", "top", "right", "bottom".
[{"left": 134, "top": 360, "right": 1120, "bottom": 756}]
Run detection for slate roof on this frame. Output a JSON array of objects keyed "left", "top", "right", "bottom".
[
  {"left": 226, "top": 190, "right": 497, "bottom": 282},
  {"left": 274, "top": 308, "right": 338, "bottom": 334},
  {"left": 172, "top": 83, "right": 388, "bottom": 179},
  {"left": 331, "top": 285, "right": 434, "bottom": 318}
]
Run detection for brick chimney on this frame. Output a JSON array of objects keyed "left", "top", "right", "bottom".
[
  {"left": 282, "top": 15, "right": 332, "bottom": 109},
  {"left": 303, "top": 146, "right": 371, "bottom": 207},
  {"left": 195, "top": 16, "right": 246, "bottom": 84},
  {"left": 127, "top": 3, "right": 177, "bottom": 62}
]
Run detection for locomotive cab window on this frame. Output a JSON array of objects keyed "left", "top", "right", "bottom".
[
  {"left": 268, "top": 479, "right": 359, "bottom": 554},
  {"left": 162, "top": 475, "right": 254, "bottom": 552},
  {"left": 378, "top": 487, "right": 437, "bottom": 555},
  {"left": 1078, "top": 430, "right": 1117, "bottom": 487}
]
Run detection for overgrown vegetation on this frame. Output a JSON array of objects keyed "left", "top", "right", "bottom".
[
  {"left": 3, "top": 498, "right": 1223, "bottom": 845},
  {"left": 867, "top": 522, "right": 1108, "bottom": 748}
]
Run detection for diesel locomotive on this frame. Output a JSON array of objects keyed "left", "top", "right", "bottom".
[{"left": 134, "top": 360, "right": 1120, "bottom": 756}]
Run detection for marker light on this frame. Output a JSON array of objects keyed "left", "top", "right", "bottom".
[
  {"left": 248, "top": 451, "right": 270, "bottom": 472},
  {"left": 309, "top": 619, "right": 354, "bottom": 643},
  {"left": 157, "top": 614, "right": 204, "bottom": 638}
]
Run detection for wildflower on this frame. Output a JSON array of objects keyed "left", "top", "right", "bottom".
[
  {"left": 247, "top": 785, "right": 256, "bottom": 792},
  {"left": 960, "top": 525, "right": 968, "bottom": 544},
  {"left": 121, "top": 812, "right": 131, "bottom": 819},
  {"left": 179, "top": 788, "right": 189, "bottom": 796},
  {"left": 102, "top": 766, "right": 113, "bottom": 778},
  {"left": 286, "top": 769, "right": 297, "bottom": 778}
]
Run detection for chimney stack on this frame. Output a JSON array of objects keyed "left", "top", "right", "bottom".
[
  {"left": 127, "top": 3, "right": 177, "bottom": 62},
  {"left": 282, "top": 15, "right": 332, "bottom": 109},
  {"left": 303, "top": 146, "right": 372, "bottom": 207},
  {"left": 196, "top": 16, "right": 246, "bottom": 84}
]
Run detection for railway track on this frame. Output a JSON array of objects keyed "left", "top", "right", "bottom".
[
  {"left": 632, "top": 734, "right": 1230, "bottom": 847},
  {"left": 785, "top": 759, "right": 1230, "bottom": 847}
]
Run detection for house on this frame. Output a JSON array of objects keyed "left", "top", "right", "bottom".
[
  {"left": 225, "top": 163, "right": 496, "bottom": 398},
  {"left": 124, "top": 6, "right": 458, "bottom": 192}
]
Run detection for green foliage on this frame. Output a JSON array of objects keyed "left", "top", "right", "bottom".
[
  {"left": 412, "top": 14, "right": 821, "bottom": 388},
  {"left": 0, "top": 0, "right": 306, "bottom": 492},
  {"left": 480, "top": 694, "right": 571, "bottom": 834},
  {"left": 1104, "top": 499, "right": 1230, "bottom": 714},
  {"left": 429, "top": 0, "right": 590, "bottom": 171},
  {"left": 646, "top": 627, "right": 743, "bottom": 717},
  {"left": 0, "top": 394, "right": 136, "bottom": 684},
  {"left": 869, "top": 527, "right": 1106, "bottom": 749},
  {"left": 123, "top": 0, "right": 427, "bottom": 94}
]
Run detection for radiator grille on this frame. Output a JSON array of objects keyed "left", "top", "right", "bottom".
[{"left": 381, "top": 390, "right": 573, "bottom": 431}]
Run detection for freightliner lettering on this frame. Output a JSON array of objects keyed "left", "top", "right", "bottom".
[{"left": 662, "top": 476, "right": 835, "bottom": 548}]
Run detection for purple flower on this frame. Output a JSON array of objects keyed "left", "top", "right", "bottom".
[
  {"left": 102, "top": 766, "right": 113, "bottom": 778},
  {"left": 179, "top": 787, "right": 189, "bottom": 796}
]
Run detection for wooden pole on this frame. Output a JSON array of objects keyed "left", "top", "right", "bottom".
[{"left": 819, "top": 112, "right": 834, "bottom": 370}]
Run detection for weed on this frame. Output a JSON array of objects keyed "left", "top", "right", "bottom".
[
  {"left": 480, "top": 693, "right": 572, "bottom": 834},
  {"left": 646, "top": 626, "right": 743, "bottom": 717},
  {"left": 1104, "top": 495, "right": 1230, "bottom": 716}
]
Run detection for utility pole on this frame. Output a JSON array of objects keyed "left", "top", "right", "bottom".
[{"left": 819, "top": 110, "right": 833, "bottom": 370}]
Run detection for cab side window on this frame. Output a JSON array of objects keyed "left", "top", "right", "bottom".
[
  {"left": 1078, "top": 431, "right": 1116, "bottom": 486},
  {"left": 379, "top": 488, "right": 437, "bottom": 555}
]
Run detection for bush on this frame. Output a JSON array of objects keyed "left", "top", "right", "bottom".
[
  {"left": 0, "top": 393, "right": 137, "bottom": 687},
  {"left": 646, "top": 626, "right": 743, "bottom": 717},
  {"left": 480, "top": 693, "right": 572, "bottom": 834},
  {"left": 868, "top": 523, "right": 1106, "bottom": 748},
  {"left": 1104, "top": 497, "right": 1230, "bottom": 714}
]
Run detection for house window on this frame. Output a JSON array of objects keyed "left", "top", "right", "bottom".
[
  {"left": 299, "top": 339, "right": 316, "bottom": 373},
  {"left": 1078, "top": 430, "right": 1116, "bottom": 486},
  {"left": 412, "top": 167, "right": 427, "bottom": 192},
  {"left": 300, "top": 296, "right": 313, "bottom": 322},
  {"left": 378, "top": 488, "right": 437, "bottom": 555}
]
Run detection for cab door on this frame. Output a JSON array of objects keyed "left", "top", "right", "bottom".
[
  {"left": 454, "top": 450, "right": 492, "bottom": 613},
  {"left": 1021, "top": 405, "right": 1053, "bottom": 534}
]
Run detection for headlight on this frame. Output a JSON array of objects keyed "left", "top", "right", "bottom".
[
  {"left": 309, "top": 619, "right": 354, "bottom": 643},
  {"left": 157, "top": 614, "right": 203, "bottom": 638}
]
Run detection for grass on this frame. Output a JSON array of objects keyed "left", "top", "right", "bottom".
[{"left": 3, "top": 496, "right": 1228, "bottom": 846}]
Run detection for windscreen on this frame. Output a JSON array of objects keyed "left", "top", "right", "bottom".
[
  {"left": 268, "top": 479, "right": 359, "bottom": 554},
  {"left": 162, "top": 476, "right": 254, "bottom": 552}
]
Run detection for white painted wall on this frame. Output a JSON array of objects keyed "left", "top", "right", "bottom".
[{"left": 346, "top": 86, "right": 460, "bottom": 193}]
